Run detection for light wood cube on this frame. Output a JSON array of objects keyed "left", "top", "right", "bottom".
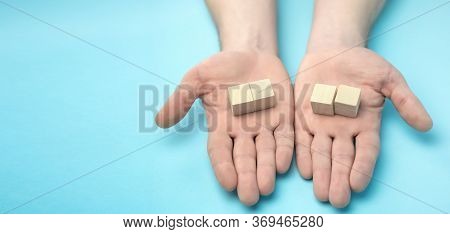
[
  {"left": 249, "top": 79, "right": 276, "bottom": 112},
  {"left": 334, "top": 85, "right": 361, "bottom": 118},
  {"left": 228, "top": 79, "right": 276, "bottom": 116},
  {"left": 228, "top": 83, "right": 255, "bottom": 116},
  {"left": 310, "top": 84, "right": 337, "bottom": 116}
]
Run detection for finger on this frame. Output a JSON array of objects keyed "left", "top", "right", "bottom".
[
  {"left": 329, "top": 137, "right": 354, "bottom": 208},
  {"left": 295, "top": 118, "right": 313, "bottom": 179},
  {"left": 383, "top": 67, "right": 432, "bottom": 131},
  {"left": 255, "top": 131, "right": 276, "bottom": 196},
  {"left": 311, "top": 134, "right": 332, "bottom": 202},
  {"left": 155, "top": 67, "right": 201, "bottom": 128},
  {"left": 274, "top": 122, "right": 295, "bottom": 174},
  {"left": 233, "top": 136, "right": 259, "bottom": 206},
  {"left": 208, "top": 131, "right": 237, "bottom": 191},
  {"left": 350, "top": 131, "right": 380, "bottom": 192}
]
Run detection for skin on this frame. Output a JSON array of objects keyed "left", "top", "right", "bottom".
[
  {"left": 155, "top": 0, "right": 294, "bottom": 206},
  {"left": 295, "top": 0, "right": 433, "bottom": 208},
  {"left": 156, "top": 0, "right": 433, "bottom": 208}
]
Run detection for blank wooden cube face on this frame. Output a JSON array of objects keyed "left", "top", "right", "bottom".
[
  {"left": 228, "top": 83, "right": 255, "bottom": 116},
  {"left": 228, "top": 79, "right": 276, "bottom": 116},
  {"left": 249, "top": 79, "right": 276, "bottom": 112},
  {"left": 310, "top": 84, "right": 337, "bottom": 116},
  {"left": 334, "top": 85, "right": 361, "bottom": 118}
]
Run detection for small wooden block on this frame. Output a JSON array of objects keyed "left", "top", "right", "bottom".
[
  {"left": 334, "top": 85, "right": 361, "bottom": 118},
  {"left": 228, "top": 83, "right": 255, "bottom": 116},
  {"left": 249, "top": 79, "right": 276, "bottom": 112},
  {"left": 228, "top": 79, "right": 276, "bottom": 116},
  {"left": 310, "top": 84, "right": 337, "bottom": 116}
]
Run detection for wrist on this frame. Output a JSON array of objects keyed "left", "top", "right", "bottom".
[
  {"left": 307, "top": 25, "right": 367, "bottom": 53},
  {"left": 219, "top": 25, "right": 278, "bottom": 55},
  {"left": 206, "top": 0, "right": 278, "bottom": 55},
  {"left": 306, "top": 0, "right": 384, "bottom": 53}
]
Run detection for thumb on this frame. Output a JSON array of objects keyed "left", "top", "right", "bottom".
[
  {"left": 155, "top": 66, "right": 201, "bottom": 128},
  {"left": 382, "top": 67, "right": 433, "bottom": 132}
]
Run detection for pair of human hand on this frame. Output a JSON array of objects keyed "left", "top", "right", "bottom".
[{"left": 155, "top": 48, "right": 432, "bottom": 207}]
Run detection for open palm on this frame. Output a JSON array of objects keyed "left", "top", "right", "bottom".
[
  {"left": 156, "top": 51, "right": 294, "bottom": 205},
  {"left": 294, "top": 47, "right": 432, "bottom": 208}
]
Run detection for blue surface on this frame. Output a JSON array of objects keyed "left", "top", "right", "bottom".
[{"left": 0, "top": 0, "right": 449, "bottom": 214}]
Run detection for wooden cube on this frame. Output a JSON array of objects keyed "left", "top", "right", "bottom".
[
  {"left": 228, "top": 79, "right": 276, "bottom": 116},
  {"left": 228, "top": 83, "right": 255, "bottom": 116},
  {"left": 334, "top": 85, "right": 361, "bottom": 118},
  {"left": 249, "top": 79, "right": 276, "bottom": 112},
  {"left": 310, "top": 84, "right": 337, "bottom": 116}
]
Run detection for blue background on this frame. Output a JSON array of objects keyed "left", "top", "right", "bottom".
[{"left": 0, "top": 0, "right": 449, "bottom": 213}]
